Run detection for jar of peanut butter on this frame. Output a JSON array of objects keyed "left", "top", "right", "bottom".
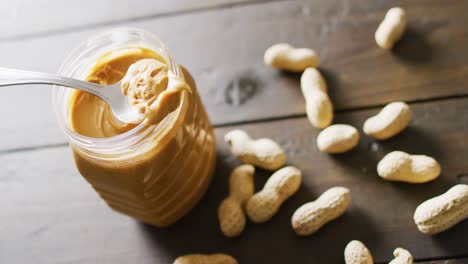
[{"left": 52, "top": 28, "right": 216, "bottom": 227}]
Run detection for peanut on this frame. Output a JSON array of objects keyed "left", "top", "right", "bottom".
[
  {"left": 363, "top": 102, "right": 412, "bottom": 140},
  {"left": 344, "top": 240, "right": 374, "bottom": 264},
  {"left": 218, "top": 164, "right": 255, "bottom": 237},
  {"left": 414, "top": 184, "right": 468, "bottom": 235},
  {"left": 388, "top": 248, "right": 413, "bottom": 264},
  {"left": 292, "top": 187, "right": 351, "bottom": 236},
  {"left": 224, "top": 129, "right": 286, "bottom": 170},
  {"left": 375, "top": 7, "right": 407, "bottom": 49},
  {"left": 301, "top": 67, "right": 333, "bottom": 128},
  {"left": 246, "top": 166, "right": 302, "bottom": 223},
  {"left": 317, "top": 124, "right": 360, "bottom": 154},
  {"left": 377, "top": 151, "right": 441, "bottom": 183},
  {"left": 173, "top": 254, "right": 238, "bottom": 264},
  {"left": 264, "top": 43, "right": 319, "bottom": 72}
]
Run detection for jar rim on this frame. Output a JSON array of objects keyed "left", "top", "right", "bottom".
[{"left": 52, "top": 27, "right": 186, "bottom": 159}]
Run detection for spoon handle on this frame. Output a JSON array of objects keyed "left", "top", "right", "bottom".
[{"left": 0, "top": 67, "right": 109, "bottom": 99}]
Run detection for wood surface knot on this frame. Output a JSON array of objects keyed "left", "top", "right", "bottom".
[{"left": 224, "top": 73, "right": 259, "bottom": 106}]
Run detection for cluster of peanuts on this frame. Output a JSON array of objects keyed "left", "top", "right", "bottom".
[
  {"left": 174, "top": 7, "right": 468, "bottom": 264},
  {"left": 219, "top": 128, "right": 352, "bottom": 237}
]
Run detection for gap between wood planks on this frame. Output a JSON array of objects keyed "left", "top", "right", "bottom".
[
  {"left": 386, "top": 254, "right": 468, "bottom": 264},
  {"left": 0, "top": 93, "right": 466, "bottom": 156},
  {"left": 214, "top": 93, "right": 468, "bottom": 127},
  {"left": 0, "top": 0, "right": 288, "bottom": 42}
]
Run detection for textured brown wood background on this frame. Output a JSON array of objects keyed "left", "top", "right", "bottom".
[
  {"left": 1, "top": 0, "right": 467, "bottom": 263},
  {"left": 2, "top": 99, "right": 467, "bottom": 263},
  {"left": 1, "top": 0, "right": 467, "bottom": 150},
  {"left": 419, "top": 260, "right": 468, "bottom": 264}
]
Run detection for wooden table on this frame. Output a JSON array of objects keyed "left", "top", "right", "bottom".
[{"left": 1, "top": 0, "right": 467, "bottom": 263}]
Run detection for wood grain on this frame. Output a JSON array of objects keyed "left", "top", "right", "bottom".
[
  {"left": 418, "top": 259, "right": 468, "bottom": 264},
  {"left": 1, "top": 0, "right": 467, "bottom": 151},
  {"left": 0, "top": 0, "right": 255, "bottom": 40},
  {"left": 1, "top": 98, "right": 467, "bottom": 264}
]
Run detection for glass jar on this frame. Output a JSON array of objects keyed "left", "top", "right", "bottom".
[{"left": 52, "top": 28, "right": 216, "bottom": 227}]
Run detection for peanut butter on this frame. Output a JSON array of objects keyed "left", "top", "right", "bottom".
[
  {"left": 121, "top": 58, "right": 191, "bottom": 124},
  {"left": 69, "top": 47, "right": 216, "bottom": 227}
]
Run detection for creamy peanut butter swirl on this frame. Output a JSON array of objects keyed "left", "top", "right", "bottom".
[
  {"left": 70, "top": 47, "right": 190, "bottom": 138},
  {"left": 121, "top": 59, "right": 191, "bottom": 124}
]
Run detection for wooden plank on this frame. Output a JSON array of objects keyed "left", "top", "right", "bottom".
[
  {"left": 0, "top": 0, "right": 255, "bottom": 40},
  {"left": 1, "top": 0, "right": 468, "bottom": 150},
  {"left": 418, "top": 259, "right": 468, "bottom": 264},
  {"left": 1, "top": 98, "right": 467, "bottom": 263}
]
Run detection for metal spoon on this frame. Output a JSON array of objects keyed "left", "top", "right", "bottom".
[{"left": 0, "top": 67, "right": 142, "bottom": 123}]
